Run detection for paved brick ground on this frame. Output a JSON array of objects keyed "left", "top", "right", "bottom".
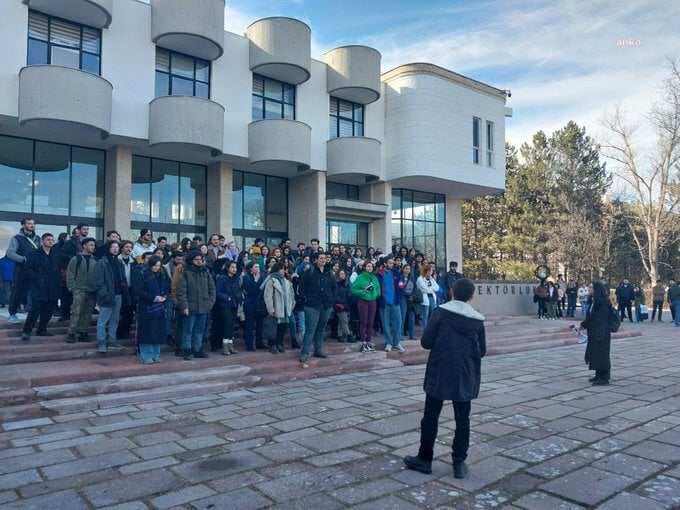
[{"left": 1, "top": 322, "right": 679, "bottom": 508}]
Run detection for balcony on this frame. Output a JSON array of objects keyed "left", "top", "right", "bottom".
[
  {"left": 23, "top": 0, "right": 112, "bottom": 28},
  {"left": 248, "top": 119, "right": 311, "bottom": 176},
  {"left": 326, "top": 137, "right": 382, "bottom": 184},
  {"left": 247, "top": 17, "right": 311, "bottom": 84},
  {"left": 149, "top": 96, "right": 224, "bottom": 156},
  {"left": 151, "top": 0, "right": 224, "bottom": 61},
  {"left": 18, "top": 65, "right": 112, "bottom": 137},
  {"left": 325, "top": 45, "right": 381, "bottom": 104}
]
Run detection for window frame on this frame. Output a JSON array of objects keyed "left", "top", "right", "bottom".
[
  {"left": 251, "top": 74, "right": 296, "bottom": 120},
  {"left": 486, "top": 120, "right": 494, "bottom": 167},
  {"left": 154, "top": 47, "right": 211, "bottom": 99},
  {"left": 472, "top": 116, "right": 481, "bottom": 165},
  {"left": 326, "top": 181, "right": 359, "bottom": 201},
  {"left": 27, "top": 10, "right": 102, "bottom": 75},
  {"left": 329, "top": 96, "right": 365, "bottom": 138}
]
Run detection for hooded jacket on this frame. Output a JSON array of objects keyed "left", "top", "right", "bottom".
[{"left": 421, "top": 300, "right": 486, "bottom": 401}]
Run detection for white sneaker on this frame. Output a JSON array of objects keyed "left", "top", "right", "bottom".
[
  {"left": 394, "top": 344, "right": 406, "bottom": 353},
  {"left": 385, "top": 344, "right": 392, "bottom": 352},
  {"left": 8, "top": 315, "right": 20, "bottom": 324}
]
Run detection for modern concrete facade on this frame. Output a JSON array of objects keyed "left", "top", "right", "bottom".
[{"left": 0, "top": 0, "right": 511, "bottom": 269}]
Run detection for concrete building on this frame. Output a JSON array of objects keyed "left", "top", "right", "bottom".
[{"left": 0, "top": 0, "right": 511, "bottom": 268}]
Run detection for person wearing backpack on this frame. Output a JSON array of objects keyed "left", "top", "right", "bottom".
[
  {"left": 65, "top": 238, "right": 98, "bottom": 344},
  {"left": 580, "top": 280, "right": 615, "bottom": 386}
]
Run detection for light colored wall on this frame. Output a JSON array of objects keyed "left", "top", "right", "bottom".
[
  {"left": 383, "top": 73, "right": 506, "bottom": 189},
  {"left": 105, "top": 0, "right": 154, "bottom": 139},
  {"left": 206, "top": 161, "right": 232, "bottom": 238},
  {"left": 104, "top": 145, "right": 132, "bottom": 236},
  {"left": 288, "top": 171, "right": 325, "bottom": 244},
  {"left": 298, "top": 59, "right": 331, "bottom": 171},
  {"left": 367, "top": 181, "right": 391, "bottom": 251},
  {"left": 217, "top": 31, "right": 250, "bottom": 158},
  {"left": 0, "top": 2, "right": 28, "bottom": 118}
]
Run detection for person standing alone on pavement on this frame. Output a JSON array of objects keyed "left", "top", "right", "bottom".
[{"left": 403, "top": 278, "right": 485, "bottom": 479}]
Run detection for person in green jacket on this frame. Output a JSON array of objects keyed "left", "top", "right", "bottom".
[{"left": 350, "top": 260, "right": 381, "bottom": 352}]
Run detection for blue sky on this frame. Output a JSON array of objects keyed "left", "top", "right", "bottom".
[{"left": 224, "top": 0, "right": 680, "bottom": 149}]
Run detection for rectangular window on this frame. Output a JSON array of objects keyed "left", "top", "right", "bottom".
[
  {"left": 326, "top": 182, "right": 359, "bottom": 200},
  {"left": 472, "top": 117, "right": 481, "bottom": 164},
  {"left": 329, "top": 97, "right": 364, "bottom": 138},
  {"left": 486, "top": 121, "right": 494, "bottom": 167},
  {"left": 155, "top": 48, "right": 210, "bottom": 98},
  {"left": 232, "top": 170, "right": 288, "bottom": 242},
  {"left": 27, "top": 11, "right": 101, "bottom": 74},
  {"left": 252, "top": 74, "right": 295, "bottom": 120}
]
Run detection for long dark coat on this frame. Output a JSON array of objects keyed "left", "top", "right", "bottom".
[
  {"left": 421, "top": 300, "right": 486, "bottom": 402},
  {"left": 24, "top": 248, "right": 61, "bottom": 302},
  {"left": 582, "top": 297, "right": 612, "bottom": 371},
  {"left": 133, "top": 268, "right": 169, "bottom": 345}
]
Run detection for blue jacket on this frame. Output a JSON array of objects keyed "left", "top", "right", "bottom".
[
  {"left": 0, "top": 256, "right": 14, "bottom": 282},
  {"left": 377, "top": 268, "right": 403, "bottom": 307}
]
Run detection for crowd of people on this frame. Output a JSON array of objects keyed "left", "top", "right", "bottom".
[
  {"left": 533, "top": 274, "right": 680, "bottom": 326},
  {"left": 1, "top": 217, "right": 468, "bottom": 365}
]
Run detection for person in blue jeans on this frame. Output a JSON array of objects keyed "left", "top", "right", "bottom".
[
  {"left": 377, "top": 256, "right": 405, "bottom": 353},
  {"left": 416, "top": 265, "right": 439, "bottom": 329},
  {"left": 177, "top": 251, "right": 215, "bottom": 360},
  {"left": 399, "top": 264, "right": 418, "bottom": 340},
  {"left": 298, "top": 254, "right": 336, "bottom": 364},
  {"left": 668, "top": 280, "right": 680, "bottom": 327}
]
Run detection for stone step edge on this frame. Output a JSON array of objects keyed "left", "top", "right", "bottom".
[
  {"left": 34, "top": 365, "right": 252, "bottom": 399},
  {"left": 39, "top": 376, "right": 262, "bottom": 415}
]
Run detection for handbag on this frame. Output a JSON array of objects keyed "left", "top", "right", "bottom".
[
  {"left": 262, "top": 316, "right": 277, "bottom": 341},
  {"left": 607, "top": 306, "right": 621, "bottom": 333}
]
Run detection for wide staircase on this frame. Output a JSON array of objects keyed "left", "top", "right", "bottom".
[{"left": 0, "top": 314, "right": 642, "bottom": 421}]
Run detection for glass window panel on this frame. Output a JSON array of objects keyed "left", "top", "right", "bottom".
[
  {"left": 155, "top": 49, "right": 170, "bottom": 72},
  {"left": 354, "top": 105, "right": 364, "bottom": 123},
  {"left": 81, "top": 53, "right": 99, "bottom": 74},
  {"left": 329, "top": 115, "right": 338, "bottom": 138},
  {"left": 357, "top": 223, "right": 368, "bottom": 248},
  {"left": 232, "top": 171, "right": 243, "bottom": 229},
  {"left": 355, "top": 121, "right": 364, "bottom": 137},
  {"left": 243, "top": 173, "right": 265, "bottom": 230},
  {"left": 131, "top": 156, "right": 151, "bottom": 222},
  {"left": 264, "top": 99, "right": 282, "bottom": 119},
  {"left": 338, "top": 119, "right": 353, "bottom": 137},
  {"left": 264, "top": 79, "right": 282, "bottom": 101},
  {"left": 195, "top": 82, "right": 209, "bottom": 99},
  {"left": 473, "top": 148, "right": 480, "bottom": 164},
  {"left": 348, "top": 185, "right": 359, "bottom": 200},
  {"left": 266, "top": 176, "right": 287, "bottom": 232},
  {"left": 50, "top": 20, "right": 80, "bottom": 48},
  {"left": 338, "top": 101, "right": 353, "bottom": 118},
  {"left": 391, "top": 191, "right": 401, "bottom": 218},
  {"left": 33, "top": 142, "right": 70, "bottom": 215},
  {"left": 27, "top": 39, "right": 48, "bottom": 65},
  {"left": 402, "top": 191, "right": 413, "bottom": 219},
  {"left": 51, "top": 46, "right": 80, "bottom": 69},
  {"left": 151, "top": 160, "right": 179, "bottom": 224},
  {"left": 71, "top": 147, "right": 104, "bottom": 218},
  {"left": 171, "top": 76, "right": 193, "bottom": 96},
  {"left": 326, "top": 182, "right": 344, "bottom": 200},
  {"left": 195, "top": 60, "right": 209, "bottom": 82},
  {"left": 28, "top": 12, "right": 49, "bottom": 41},
  {"left": 435, "top": 195, "right": 445, "bottom": 222},
  {"left": 0, "top": 136, "right": 33, "bottom": 213},
  {"left": 402, "top": 220, "right": 413, "bottom": 249},
  {"left": 473, "top": 118, "right": 480, "bottom": 146},
  {"left": 391, "top": 219, "right": 402, "bottom": 246},
  {"left": 251, "top": 95, "right": 264, "bottom": 120},
  {"left": 81, "top": 28, "right": 100, "bottom": 54},
  {"left": 329, "top": 98, "right": 338, "bottom": 116},
  {"left": 282, "top": 84, "right": 294, "bottom": 104},
  {"left": 252, "top": 75, "right": 264, "bottom": 95},
  {"left": 283, "top": 104, "right": 294, "bottom": 120},
  {"left": 180, "top": 163, "right": 206, "bottom": 226},
  {"left": 170, "top": 53, "right": 194, "bottom": 79},
  {"left": 155, "top": 71, "right": 169, "bottom": 97},
  {"left": 435, "top": 223, "right": 446, "bottom": 268}
]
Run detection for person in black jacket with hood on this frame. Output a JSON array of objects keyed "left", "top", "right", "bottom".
[
  {"left": 403, "top": 278, "right": 485, "bottom": 480},
  {"left": 21, "top": 233, "right": 60, "bottom": 340}
]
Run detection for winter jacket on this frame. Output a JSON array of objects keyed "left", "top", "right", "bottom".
[
  {"left": 350, "top": 271, "right": 380, "bottom": 301},
  {"left": 652, "top": 284, "right": 666, "bottom": 301},
  {"left": 417, "top": 276, "right": 440, "bottom": 299},
  {"left": 6, "top": 228, "right": 41, "bottom": 265},
  {"left": 263, "top": 275, "right": 295, "bottom": 319},
  {"left": 615, "top": 283, "right": 634, "bottom": 304},
  {"left": 23, "top": 248, "right": 60, "bottom": 302},
  {"left": 376, "top": 268, "right": 403, "bottom": 307},
  {"left": 176, "top": 264, "right": 216, "bottom": 314},
  {"left": 91, "top": 256, "right": 129, "bottom": 308},
  {"left": 215, "top": 273, "right": 241, "bottom": 310},
  {"left": 668, "top": 284, "right": 680, "bottom": 303},
  {"left": 577, "top": 286, "right": 590, "bottom": 301},
  {"left": 66, "top": 254, "right": 98, "bottom": 292},
  {"left": 0, "top": 256, "right": 15, "bottom": 282},
  {"left": 299, "top": 265, "right": 337, "bottom": 309},
  {"left": 421, "top": 300, "right": 486, "bottom": 402}
]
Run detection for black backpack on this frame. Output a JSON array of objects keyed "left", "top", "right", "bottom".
[{"left": 608, "top": 306, "right": 621, "bottom": 333}]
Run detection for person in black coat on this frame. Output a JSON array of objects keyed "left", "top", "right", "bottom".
[
  {"left": 211, "top": 261, "right": 241, "bottom": 355},
  {"left": 581, "top": 281, "right": 613, "bottom": 385},
  {"left": 21, "top": 233, "right": 61, "bottom": 340},
  {"left": 133, "top": 255, "right": 170, "bottom": 364},
  {"left": 615, "top": 279, "right": 635, "bottom": 323},
  {"left": 403, "top": 278, "right": 485, "bottom": 480}
]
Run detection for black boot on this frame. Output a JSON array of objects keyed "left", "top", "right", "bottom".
[
  {"left": 453, "top": 460, "right": 467, "bottom": 479},
  {"left": 403, "top": 455, "right": 432, "bottom": 474}
]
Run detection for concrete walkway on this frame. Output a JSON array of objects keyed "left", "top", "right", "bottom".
[{"left": 1, "top": 322, "right": 679, "bottom": 508}]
